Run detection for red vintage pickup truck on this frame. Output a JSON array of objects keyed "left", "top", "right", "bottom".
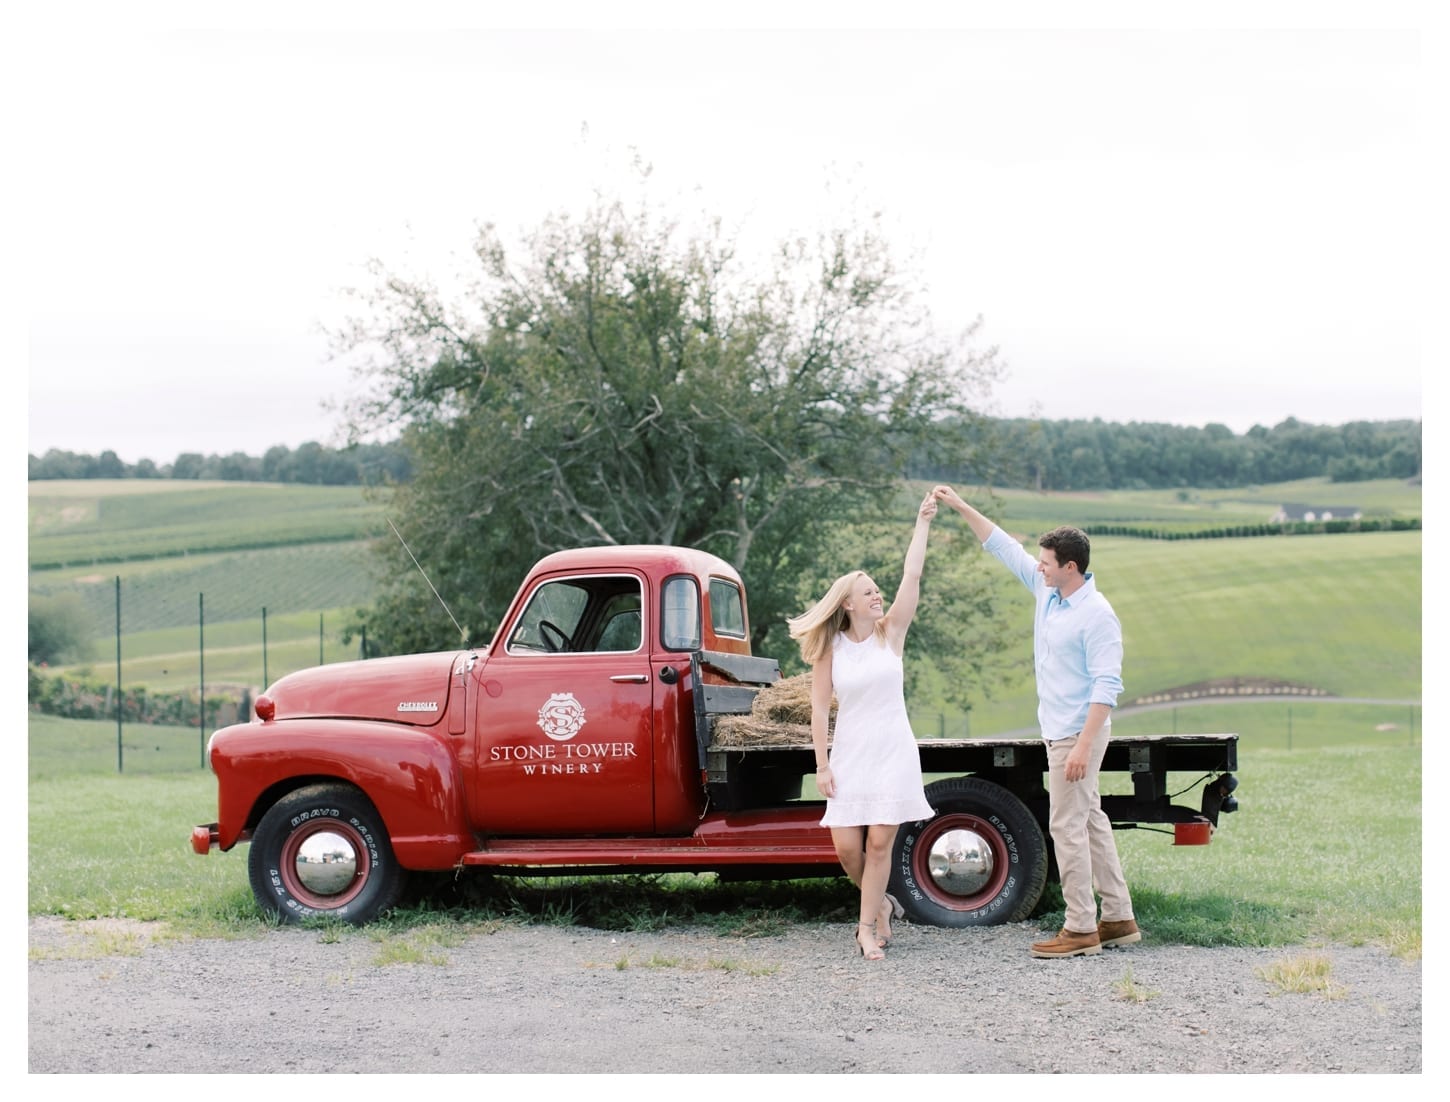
[{"left": 192, "top": 544, "right": 1239, "bottom": 926}]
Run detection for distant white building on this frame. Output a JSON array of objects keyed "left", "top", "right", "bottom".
[{"left": 1270, "top": 502, "right": 1364, "bottom": 523}]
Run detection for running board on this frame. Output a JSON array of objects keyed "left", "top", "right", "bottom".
[
  {"left": 458, "top": 840, "right": 837, "bottom": 869},
  {"left": 457, "top": 809, "right": 837, "bottom": 869}
]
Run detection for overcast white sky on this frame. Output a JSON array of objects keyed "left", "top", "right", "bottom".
[{"left": 17, "top": 3, "right": 1439, "bottom": 466}]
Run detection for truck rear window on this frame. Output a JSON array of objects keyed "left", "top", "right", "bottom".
[{"left": 709, "top": 578, "right": 746, "bottom": 639}]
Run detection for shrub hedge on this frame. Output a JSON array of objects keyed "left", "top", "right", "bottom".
[
  {"left": 28, "top": 666, "right": 247, "bottom": 728},
  {"left": 1083, "top": 517, "right": 1419, "bottom": 540}
]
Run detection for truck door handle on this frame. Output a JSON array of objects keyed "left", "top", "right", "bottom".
[{"left": 610, "top": 674, "right": 649, "bottom": 683}]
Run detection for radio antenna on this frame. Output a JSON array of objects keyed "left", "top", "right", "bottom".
[{"left": 387, "top": 517, "right": 470, "bottom": 647}]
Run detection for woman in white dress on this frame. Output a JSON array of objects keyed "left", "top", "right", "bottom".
[{"left": 787, "top": 491, "right": 937, "bottom": 960}]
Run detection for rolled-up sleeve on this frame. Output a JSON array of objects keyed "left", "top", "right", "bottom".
[{"left": 1083, "top": 606, "right": 1124, "bottom": 708}]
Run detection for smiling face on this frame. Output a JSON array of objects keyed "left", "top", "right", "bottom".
[
  {"left": 1037, "top": 526, "right": 1091, "bottom": 595},
  {"left": 1037, "top": 546, "right": 1080, "bottom": 593},
  {"left": 842, "top": 573, "right": 885, "bottom": 624}
]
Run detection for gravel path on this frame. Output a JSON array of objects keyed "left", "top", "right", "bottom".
[{"left": 27, "top": 916, "right": 1420, "bottom": 1075}]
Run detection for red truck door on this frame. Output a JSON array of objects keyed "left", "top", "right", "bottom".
[{"left": 473, "top": 571, "right": 655, "bottom": 834}]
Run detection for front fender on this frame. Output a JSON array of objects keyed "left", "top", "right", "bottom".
[{"left": 209, "top": 718, "right": 473, "bottom": 868}]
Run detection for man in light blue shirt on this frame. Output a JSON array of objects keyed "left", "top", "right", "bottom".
[{"left": 935, "top": 486, "right": 1140, "bottom": 958}]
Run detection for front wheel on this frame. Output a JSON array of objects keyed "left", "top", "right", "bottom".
[
  {"left": 248, "top": 784, "right": 407, "bottom": 925},
  {"left": 889, "top": 776, "right": 1047, "bottom": 927}
]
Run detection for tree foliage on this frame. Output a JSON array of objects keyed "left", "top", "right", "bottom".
[
  {"left": 28, "top": 592, "right": 94, "bottom": 666},
  {"left": 31, "top": 418, "right": 1418, "bottom": 492},
  {"left": 27, "top": 442, "right": 412, "bottom": 485},
  {"left": 913, "top": 416, "right": 1422, "bottom": 491},
  {"left": 335, "top": 195, "right": 1006, "bottom": 704}
]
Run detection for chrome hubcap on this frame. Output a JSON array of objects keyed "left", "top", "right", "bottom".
[
  {"left": 926, "top": 827, "right": 995, "bottom": 896},
  {"left": 293, "top": 830, "right": 359, "bottom": 896}
]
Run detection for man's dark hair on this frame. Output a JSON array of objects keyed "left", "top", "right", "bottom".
[{"left": 1039, "top": 526, "right": 1091, "bottom": 575}]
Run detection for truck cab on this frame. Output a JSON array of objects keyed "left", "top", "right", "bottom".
[{"left": 463, "top": 545, "right": 753, "bottom": 836}]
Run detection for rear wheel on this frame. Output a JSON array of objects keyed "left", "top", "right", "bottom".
[
  {"left": 248, "top": 784, "right": 407, "bottom": 924},
  {"left": 889, "top": 776, "right": 1047, "bottom": 927}
]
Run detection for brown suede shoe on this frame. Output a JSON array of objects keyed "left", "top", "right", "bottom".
[
  {"left": 1098, "top": 918, "right": 1142, "bottom": 948},
  {"left": 1030, "top": 928, "right": 1102, "bottom": 958}
]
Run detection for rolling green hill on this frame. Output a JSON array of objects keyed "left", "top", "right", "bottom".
[
  {"left": 29, "top": 541, "right": 382, "bottom": 634},
  {"left": 28, "top": 480, "right": 387, "bottom": 569}
]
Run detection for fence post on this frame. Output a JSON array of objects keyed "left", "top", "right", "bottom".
[
  {"left": 199, "top": 593, "right": 206, "bottom": 768},
  {"left": 115, "top": 576, "right": 123, "bottom": 774}
]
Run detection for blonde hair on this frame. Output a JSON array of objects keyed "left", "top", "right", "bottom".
[{"left": 787, "top": 570, "right": 885, "bottom": 665}]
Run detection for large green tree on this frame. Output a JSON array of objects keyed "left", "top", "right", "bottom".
[{"left": 336, "top": 195, "right": 1013, "bottom": 707}]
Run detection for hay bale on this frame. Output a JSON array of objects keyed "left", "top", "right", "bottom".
[
  {"left": 709, "top": 671, "right": 834, "bottom": 748},
  {"left": 712, "top": 715, "right": 817, "bottom": 748},
  {"left": 749, "top": 671, "right": 834, "bottom": 725}
]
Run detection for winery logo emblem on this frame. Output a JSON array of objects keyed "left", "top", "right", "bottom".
[{"left": 537, "top": 692, "right": 587, "bottom": 741}]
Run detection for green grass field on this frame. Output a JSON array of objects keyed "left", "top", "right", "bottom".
[{"left": 26, "top": 713, "right": 1421, "bottom": 956}]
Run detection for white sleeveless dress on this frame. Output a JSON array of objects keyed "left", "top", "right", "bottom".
[{"left": 820, "top": 631, "right": 935, "bottom": 827}]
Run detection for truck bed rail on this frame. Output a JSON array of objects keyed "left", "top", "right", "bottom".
[
  {"left": 705, "top": 731, "right": 1240, "bottom": 825},
  {"left": 688, "top": 649, "right": 780, "bottom": 771}
]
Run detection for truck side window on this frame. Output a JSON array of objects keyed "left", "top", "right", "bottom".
[
  {"left": 661, "top": 576, "right": 700, "bottom": 651},
  {"left": 507, "top": 575, "right": 645, "bottom": 655},
  {"left": 709, "top": 578, "right": 746, "bottom": 639}
]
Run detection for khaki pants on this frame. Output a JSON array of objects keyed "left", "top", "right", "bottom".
[{"left": 1047, "top": 731, "right": 1135, "bottom": 933}]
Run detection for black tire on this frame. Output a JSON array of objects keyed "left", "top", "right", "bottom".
[
  {"left": 248, "top": 784, "right": 407, "bottom": 925},
  {"left": 889, "top": 776, "right": 1048, "bottom": 927}
]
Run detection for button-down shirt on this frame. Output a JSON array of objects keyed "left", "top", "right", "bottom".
[{"left": 982, "top": 525, "right": 1124, "bottom": 741}]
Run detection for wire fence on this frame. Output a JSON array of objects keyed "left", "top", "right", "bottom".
[{"left": 30, "top": 570, "right": 377, "bottom": 773}]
